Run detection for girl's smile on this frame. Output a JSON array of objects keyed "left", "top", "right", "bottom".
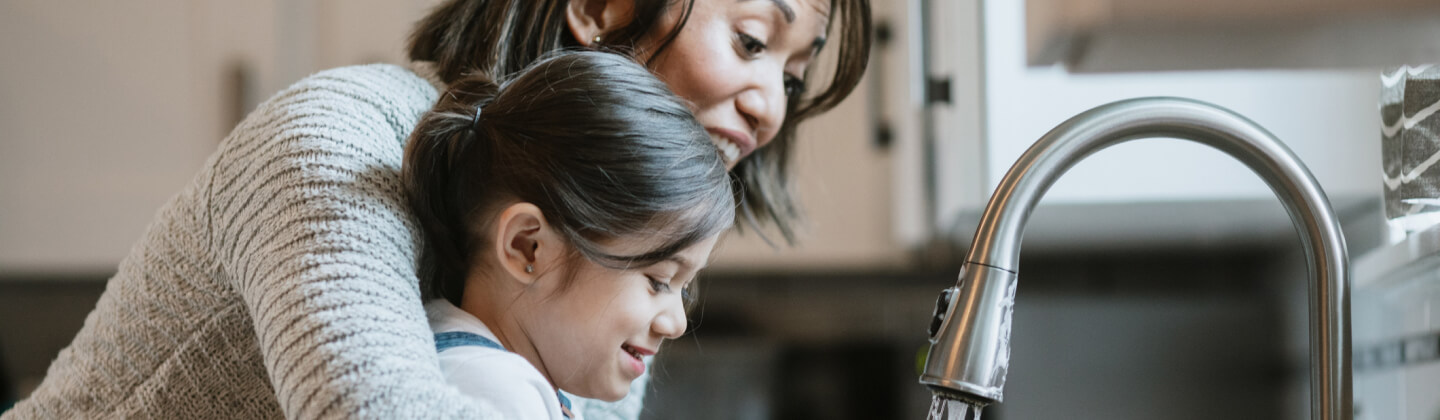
[{"left": 620, "top": 343, "right": 653, "bottom": 376}]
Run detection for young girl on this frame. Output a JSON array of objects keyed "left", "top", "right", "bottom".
[{"left": 402, "top": 51, "right": 734, "bottom": 419}]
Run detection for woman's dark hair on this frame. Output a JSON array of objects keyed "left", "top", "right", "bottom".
[
  {"left": 408, "top": 0, "right": 871, "bottom": 243},
  {"left": 403, "top": 51, "right": 734, "bottom": 305}
]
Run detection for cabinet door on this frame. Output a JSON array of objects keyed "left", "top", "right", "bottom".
[
  {"left": 984, "top": 0, "right": 1379, "bottom": 205},
  {"left": 932, "top": 0, "right": 1382, "bottom": 250}
]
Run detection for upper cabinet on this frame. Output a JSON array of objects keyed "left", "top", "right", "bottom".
[
  {"left": 1026, "top": 0, "right": 1440, "bottom": 72},
  {"left": 930, "top": 0, "right": 1389, "bottom": 252}
]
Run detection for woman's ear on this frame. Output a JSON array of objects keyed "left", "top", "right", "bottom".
[
  {"left": 565, "top": 0, "right": 636, "bottom": 46},
  {"left": 493, "top": 202, "right": 560, "bottom": 286}
]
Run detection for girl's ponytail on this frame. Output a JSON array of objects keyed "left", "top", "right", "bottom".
[{"left": 403, "top": 76, "right": 500, "bottom": 301}]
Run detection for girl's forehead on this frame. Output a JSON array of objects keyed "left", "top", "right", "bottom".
[
  {"left": 597, "top": 233, "right": 668, "bottom": 255},
  {"left": 594, "top": 233, "right": 720, "bottom": 268}
]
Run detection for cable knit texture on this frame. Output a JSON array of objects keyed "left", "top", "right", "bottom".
[{"left": 4, "top": 64, "right": 647, "bottom": 420}]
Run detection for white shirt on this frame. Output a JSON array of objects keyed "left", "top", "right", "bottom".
[{"left": 426, "top": 299, "right": 580, "bottom": 420}]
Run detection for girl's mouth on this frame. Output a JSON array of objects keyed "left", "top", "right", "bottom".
[
  {"left": 620, "top": 343, "right": 652, "bottom": 376},
  {"left": 622, "top": 344, "right": 644, "bottom": 361}
]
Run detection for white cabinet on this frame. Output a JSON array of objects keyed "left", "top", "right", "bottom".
[
  {"left": 1352, "top": 225, "right": 1440, "bottom": 420},
  {"left": 1024, "top": 0, "right": 1440, "bottom": 72},
  {"left": 927, "top": 0, "right": 1385, "bottom": 252}
]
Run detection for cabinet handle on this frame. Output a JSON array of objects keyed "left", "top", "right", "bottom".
[{"left": 869, "top": 20, "right": 895, "bottom": 150}]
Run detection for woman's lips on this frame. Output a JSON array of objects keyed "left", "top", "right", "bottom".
[{"left": 706, "top": 128, "right": 755, "bottom": 166}]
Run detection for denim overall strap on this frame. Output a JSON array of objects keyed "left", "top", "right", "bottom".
[
  {"left": 433, "top": 331, "right": 575, "bottom": 418},
  {"left": 434, "top": 331, "right": 503, "bottom": 352}
]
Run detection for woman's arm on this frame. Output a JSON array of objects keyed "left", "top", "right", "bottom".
[{"left": 209, "top": 64, "right": 498, "bottom": 419}]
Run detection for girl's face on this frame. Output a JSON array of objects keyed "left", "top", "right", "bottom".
[
  {"left": 520, "top": 234, "right": 720, "bottom": 401},
  {"left": 642, "top": 0, "right": 831, "bottom": 168}
]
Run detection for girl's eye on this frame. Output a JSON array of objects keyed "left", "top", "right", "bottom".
[
  {"left": 783, "top": 74, "right": 806, "bottom": 97},
  {"left": 648, "top": 276, "right": 672, "bottom": 293},
  {"left": 737, "top": 32, "right": 767, "bottom": 57}
]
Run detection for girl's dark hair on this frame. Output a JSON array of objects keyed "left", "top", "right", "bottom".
[
  {"left": 408, "top": 0, "right": 871, "bottom": 243},
  {"left": 403, "top": 51, "right": 734, "bottom": 305}
]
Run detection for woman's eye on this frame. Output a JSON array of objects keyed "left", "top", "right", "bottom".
[
  {"left": 783, "top": 74, "right": 806, "bottom": 97},
  {"left": 737, "top": 32, "right": 767, "bottom": 56}
]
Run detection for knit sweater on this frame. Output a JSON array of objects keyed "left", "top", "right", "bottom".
[{"left": 5, "top": 64, "right": 647, "bottom": 419}]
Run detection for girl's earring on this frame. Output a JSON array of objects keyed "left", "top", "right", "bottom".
[
  {"left": 524, "top": 264, "right": 534, "bottom": 274},
  {"left": 592, "top": 35, "right": 603, "bottom": 45}
]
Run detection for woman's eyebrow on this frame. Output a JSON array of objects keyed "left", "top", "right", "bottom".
[
  {"left": 749, "top": 0, "right": 796, "bottom": 23},
  {"left": 747, "top": 0, "right": 828, "bottom": 53}
]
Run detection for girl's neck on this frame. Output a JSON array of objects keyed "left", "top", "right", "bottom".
[{"left": 458, "top": 273, "right": 555, "bottom": 387}]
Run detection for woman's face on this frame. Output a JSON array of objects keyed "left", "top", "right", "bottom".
[{"left": 642, "top": 0, "right": 831, "bottom": 168}]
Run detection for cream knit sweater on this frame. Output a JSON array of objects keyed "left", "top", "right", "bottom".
[{"left": 5, "top": 64, "right": 647, "bottom": 419}]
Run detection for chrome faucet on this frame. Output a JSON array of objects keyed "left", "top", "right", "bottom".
[{"left": 919, "top": 97, "right": 1353, "bottom": 419}]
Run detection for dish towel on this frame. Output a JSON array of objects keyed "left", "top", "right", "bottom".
[{"left": 1382, "top": 64, "right": 1440, "bottom": 238}]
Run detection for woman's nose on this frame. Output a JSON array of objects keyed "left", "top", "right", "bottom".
[
  {"left": 652, "top": 299, "right": 688, "bottom": 339},
  {"left": 735, "top": 73, "right": 787, "bottom": 148}
]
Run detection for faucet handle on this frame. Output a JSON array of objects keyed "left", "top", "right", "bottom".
[{"left": 928, "top": 287, "right": 956, "bottom": 340}]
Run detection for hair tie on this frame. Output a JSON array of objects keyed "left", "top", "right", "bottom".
[{"left": 469, "top": 106, "right": 484, "bottom": 134}]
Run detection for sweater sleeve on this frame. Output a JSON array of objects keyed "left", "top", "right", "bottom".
[{"left": 207, "top": 64, "right": 499, "bottom": 419}]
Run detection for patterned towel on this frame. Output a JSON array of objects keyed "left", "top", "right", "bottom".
[{"left": 1381, "top": 65, "right": 1440, "bottom": 233}]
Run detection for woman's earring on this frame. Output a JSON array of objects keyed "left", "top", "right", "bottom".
[
  {"left": 524, "top": 264, "right": 534, "bottom": 274},
  {"left": 592, "top": 35, "right": 603, "bottom": 45}
]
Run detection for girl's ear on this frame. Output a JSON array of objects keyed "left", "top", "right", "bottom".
[
  {"left": 565, "top": 0, "right": 636, "bottom": 46},
  {"left": 493, "top": 202, "right": 561, "bottom": 286}
]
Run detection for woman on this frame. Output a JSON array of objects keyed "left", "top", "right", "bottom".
[{"left": 4, "top": 0, "right": 869, "bottom": 418}]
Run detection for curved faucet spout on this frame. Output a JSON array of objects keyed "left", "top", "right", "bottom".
[{"left": 919, "top": 97, "right": 1352, "bottom": 419}]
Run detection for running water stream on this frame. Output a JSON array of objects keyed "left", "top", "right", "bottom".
[{"left": 926, "top": 394, "right": 985, "bottom": 420}]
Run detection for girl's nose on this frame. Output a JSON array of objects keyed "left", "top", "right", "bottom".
[{"left": 652, "top": 298, "right": 688, "bottom": 339}]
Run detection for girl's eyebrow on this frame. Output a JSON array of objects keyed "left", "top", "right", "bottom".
[{"left": 668, "top": 255, "right": 700, "bottom": 272}]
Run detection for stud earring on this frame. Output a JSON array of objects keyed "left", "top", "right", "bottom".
[
  {"left": 592, "top": 35, "right": 603, "bottom": 45},
  {"left": 524, "top": 264, "right": 534, "bottom": 274}
]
